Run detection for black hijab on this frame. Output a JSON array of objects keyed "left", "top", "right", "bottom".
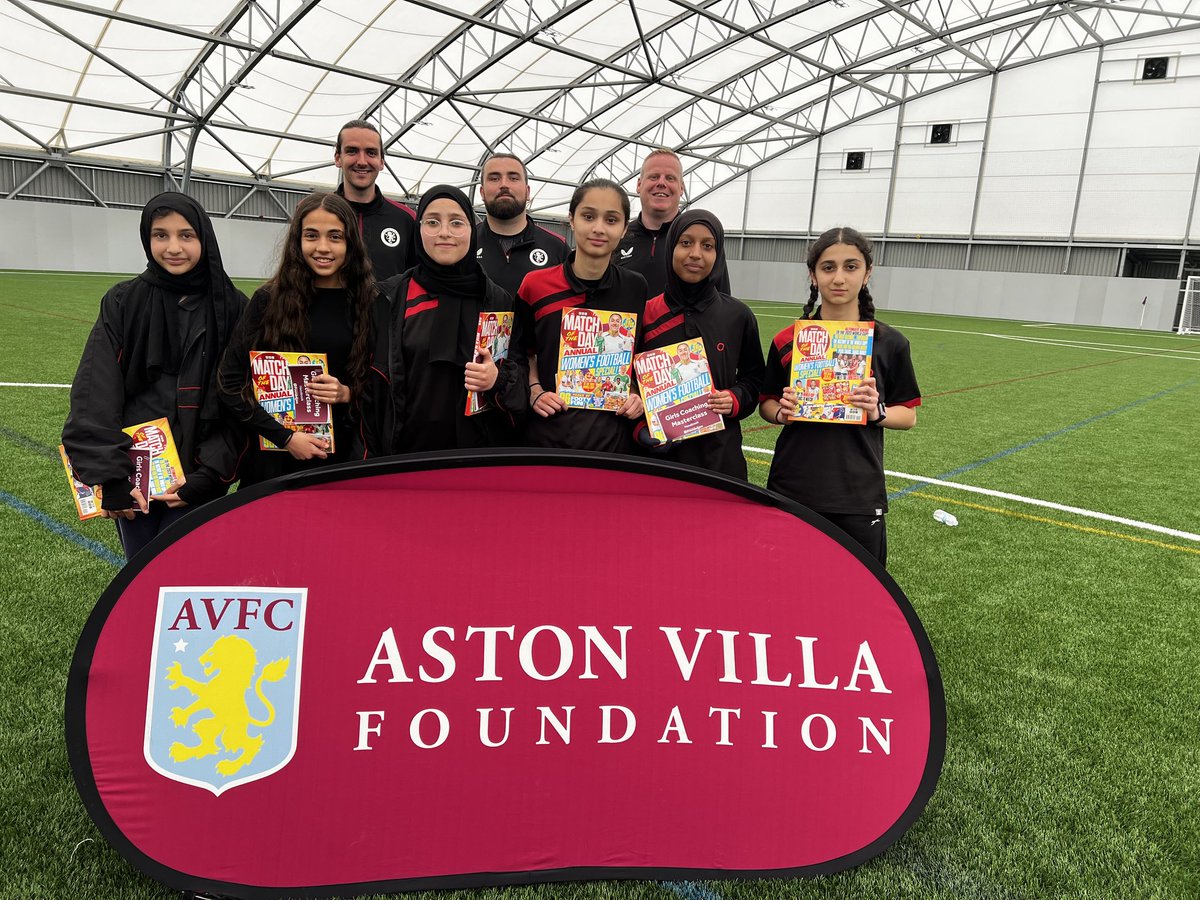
[
  {"left": 664, "top": 209, "right": 726, "bottom": 310},
  {"left": 411, "top": 185, "right": 486, "bottom": 363},
  {"left": 413, "top": 185, "right": 484, "bottom": 297},
  {"left": 124, "top": 192, "right": 242, "bottom": 410}
]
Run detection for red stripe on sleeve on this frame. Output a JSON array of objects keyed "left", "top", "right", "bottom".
[
  {"left": 645, "top": 313, "right": 684, "bottom": 343},
  {"left": 772, "top": 324, "right": 795, "bottom": 352},
  {"left": 406, "top": 299, "right": 439, "bottom": 319},
  {"left": 534, "top": 298, "right": 576, "bottom": 322}
]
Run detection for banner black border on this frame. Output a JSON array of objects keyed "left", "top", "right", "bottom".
[{"left": 65, "top": 448, "right": 946, "bottom": 899}]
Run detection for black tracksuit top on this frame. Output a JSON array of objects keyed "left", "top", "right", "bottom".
[
  {"left": 336, "top": 185, "right": 417, "bottom": 282},
  {"left": 476, "top": 217, "right": 569, "bottom": 299},
  {"left": 515, "top": 256, "right": 648, "bottom": 453},
  {"left": 638, "top": 290, "right": 765, "bottom": 480}
]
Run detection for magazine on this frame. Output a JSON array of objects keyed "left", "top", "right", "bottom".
[
  {"left": 634, "top": 338, "right": 724, "bottom": 443},
  {"left": 59, "top": 417, "right": 184, "bottom": 520},
  {"left": 124, "top": 417, "right": 184, "bottom": 496},
  {"left": 59, "top": 445, "right": 102, "bottom": 520},
  {"left": 555, "top": 307, "right": 637, "bottom": 411},
  {"left": 465, "top": 310, "right": 515, "bottom": 416},
  {"left": 787, "top": 320, "right": 874, "bottom": 425},
  {"left": 249, "top": 350, "right": 334, "bottom": 451}
]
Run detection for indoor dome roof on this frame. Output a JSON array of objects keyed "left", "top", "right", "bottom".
[{"left": 2, "top": 0, "right": 1197, "bottom": 213}]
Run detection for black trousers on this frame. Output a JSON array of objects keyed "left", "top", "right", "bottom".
[
  {"left": 114, "top": 502, "right": 192, "bottom": 561},
  {"left": 821, "top": 511, "right": 887, "bottom": 567}
]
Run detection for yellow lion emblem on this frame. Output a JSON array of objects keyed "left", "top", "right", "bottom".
[{"left": 165, "top": 635, "right": 290, "bottom": 777}]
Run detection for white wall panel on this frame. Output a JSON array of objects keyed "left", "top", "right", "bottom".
[
  {"left": 806, "top": 114, "right": 898, "bottom": 233},
  {"left": 0, "top": 200, "right": 284, "bottom": 279},
  {"left": 1076, "top": 49, "right": 1200, "bottom": 240},
  {"left": 974, "top": 53, "right": 1096, "bottom": 237},
  {"left": 695, "top": 179, "right": 748, "bottom": 231},
  {"left": 901, "top": 76, "right": 993, "bottom": 126},
  {"left": 815, "top": 112, "right": 900, "bottom": 154},
  {"left": 889, "top": 144, "right": 981, "bottom": 235},
  {"left": 728, "top": 259, "right": 1180, "bottom": 330},
  {"left": 743, "top": 144, "right": 817, "bottom": 232},
  {"left": 810, "top": 165, "right": 890, "bottom": 234}
]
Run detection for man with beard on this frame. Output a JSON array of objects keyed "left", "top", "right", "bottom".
[
  {"left": 616, "top": 149, "right": 730, "bottom": 298},
  {"left": 475, "top": 153, "right": 568, "bottom": 297},
  {"left": 333, "top": 119, "right": 416, "bottom": 281}
]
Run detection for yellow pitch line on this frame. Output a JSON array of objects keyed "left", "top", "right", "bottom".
[{"left": 910, "top": 491, "right": 1200, "bottom": 556}]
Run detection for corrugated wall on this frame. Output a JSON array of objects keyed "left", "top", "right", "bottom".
[{"left": 878, "top": 241, "right": 969, "bottom": 269}]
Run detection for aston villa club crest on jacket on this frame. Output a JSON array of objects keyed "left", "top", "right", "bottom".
[{"left": 143, "top": 587, "right": 306, "bottom": 796}]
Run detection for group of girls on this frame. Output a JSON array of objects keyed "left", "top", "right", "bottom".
[{"left": 63, "top": 178, "right": 918, "bottom": 566}]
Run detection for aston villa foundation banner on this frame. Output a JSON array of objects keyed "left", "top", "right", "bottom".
[{"left": 66, "top": 451, "right": 945, "bottom": 898}]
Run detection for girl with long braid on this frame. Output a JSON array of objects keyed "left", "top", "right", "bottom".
[
  {"left": 218, "top": 192, "right": 388, "bottom": 485},
  {"left": 758, "top": 226, "right": 921, "bottom": 566}
]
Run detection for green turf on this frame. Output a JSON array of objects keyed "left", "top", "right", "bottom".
[{"left": 2, "top": 272, "right": 1199, "bottom": 899}]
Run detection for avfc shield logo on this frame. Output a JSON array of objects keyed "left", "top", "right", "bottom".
[
  {"left": 529, "top": 248, "right": 548, "bottom": 266},
  {"left": 144, "top": 587, "right": 306, "bottom": 796},
  {"left": 381, "top": 227, "right": 401, "bottom": 247}
]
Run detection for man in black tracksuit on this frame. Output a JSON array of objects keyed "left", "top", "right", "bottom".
[
  {"left": 475, "top": 153, "right": 568, "bottom": 297},
  {"left": 333, "top": 119, "right": 416, "bottom": 281},
  {"left": 615, "top": 149, "right": 731, "bottom": 299}
]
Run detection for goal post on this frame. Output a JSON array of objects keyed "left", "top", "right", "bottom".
[{"left": 1179, "top": 276, "right": 1200, "bottom": 334}]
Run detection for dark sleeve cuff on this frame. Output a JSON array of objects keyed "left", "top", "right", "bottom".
[
  {"left": 175, "top": 470, "right": 224, "bottom": 506},
  {"left": 100, "top": 478, "right": 134, "bottom": 511}
]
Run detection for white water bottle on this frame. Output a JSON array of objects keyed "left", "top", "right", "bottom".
[{"left": 932, "top": 509, "right": 958, "bottom": 527}]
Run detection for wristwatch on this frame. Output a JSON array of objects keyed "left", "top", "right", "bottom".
[{"left": 875, "top": 401, "right": 887, "bottom": 424}]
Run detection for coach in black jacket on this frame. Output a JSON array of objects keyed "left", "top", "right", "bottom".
[
  {"left": 333, "top": 119, "right": 417, "bottom": 281},
  {"left": 475, "top": 153, "right": 568, "bottom": 297},
  {"left": 616, "top": 148, "right": 730, "bottom": 299}
]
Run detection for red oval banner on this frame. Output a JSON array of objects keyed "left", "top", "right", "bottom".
[{"left": 67, "top": 451, "right": 945, "bottom": 897}]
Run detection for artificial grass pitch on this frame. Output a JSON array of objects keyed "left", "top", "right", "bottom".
[{"left": 1, "top": 272, "right": 1198, "bottom": 899}]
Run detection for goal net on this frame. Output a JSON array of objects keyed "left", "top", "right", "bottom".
[{"left": 1180, "top": 276, "right": 1200, "bottom": 334}]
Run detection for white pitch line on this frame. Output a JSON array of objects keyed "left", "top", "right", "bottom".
[
  {"left": 0, "top": 381, "right": 71, "bottom": 388},
  {"left": 749, "top": 313, "right": 1200, "bottom": 361},
  {"left": 743, "top": 445, "right": 1199, "bottom": 542}
]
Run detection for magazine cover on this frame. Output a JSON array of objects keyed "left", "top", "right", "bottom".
[
  {"left": 465, "top": 310, "right": 515, "bottom": 416},
  {"left": 634, "top": 338, "right": 725, "bottom": 443},
  {"left": 123, "top": 417, "right": 184, "bottom": 496},
  {"left": 555, "top": 307, "right": 637, "bottom": 411},
  {"left": 249, "top": 350, "right": 334, "bottom": 451},
  {"left": 788, "top": 320, "right": 874, "bottom": 425},
  {"left": 58, "top": 445, "right": 102, "bottom": 520},
  {"left": 60, "top": 419, "right": 181, "bottom": 519}
]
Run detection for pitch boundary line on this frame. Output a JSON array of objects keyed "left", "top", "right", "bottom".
[
  {"left": 0, "top": 381, "right": 72, "bottom": 388},
  {"left": 910, "top": 492, "right": 1200, "bottom": 557},
  {"left": 741, "top": 445, "right": 1199, "bottom": 542},
  {"left": 748, "top": 313, "right": 1200, "bottom": 361}
]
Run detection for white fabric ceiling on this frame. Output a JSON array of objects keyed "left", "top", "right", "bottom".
[{"left": 2, "top": 0, "right": 1198, "bottom": 213}]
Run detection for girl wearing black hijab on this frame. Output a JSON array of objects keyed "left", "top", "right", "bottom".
[
  {"left": 637, "top": 209, "right": 764, "bottom": 479},
  {"left": 62, "top": 192, "right": 247, "bottom": 559},
  {"left": 374, "top": 184, "right": 525, "bottom": 452}
]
